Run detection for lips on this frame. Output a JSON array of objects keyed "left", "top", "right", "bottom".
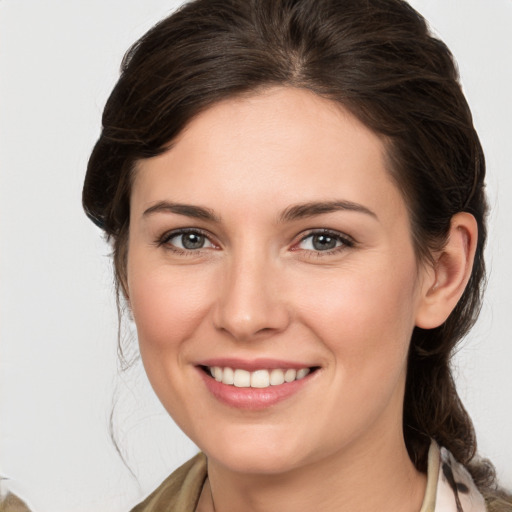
[{"left": 197, "top": 359, "right": 319, "bottom": 409}]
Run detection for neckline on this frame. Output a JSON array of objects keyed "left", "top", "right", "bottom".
[{"left": 419, "top": 441, "right": 441, "bottom": 512}]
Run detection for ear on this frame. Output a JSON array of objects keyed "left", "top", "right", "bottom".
[{"left": 415, "top": 212, "right": 478, "bottom": 329}]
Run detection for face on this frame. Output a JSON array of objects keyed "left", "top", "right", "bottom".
[{"left": 126, "top": 87, "right": 429, "bottom": 475}]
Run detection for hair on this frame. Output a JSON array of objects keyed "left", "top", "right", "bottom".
[{"left": 83, "top": 0, "right": 510, "bottom": 506}]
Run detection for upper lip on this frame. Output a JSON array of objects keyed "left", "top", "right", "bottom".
[{"left": 196, "top": 358, "right": 317, "bottom": 372}]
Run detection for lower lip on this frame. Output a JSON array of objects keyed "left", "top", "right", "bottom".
[{"left": 197, "top": 368, "right": 315, "bottom": 410}]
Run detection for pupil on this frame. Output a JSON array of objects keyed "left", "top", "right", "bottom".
[
  {"left": 312, "top": 234, "right": 336, "bottom": 251},
  {"left": 182, "top": 233, "right": 204, "bottom": 250}
]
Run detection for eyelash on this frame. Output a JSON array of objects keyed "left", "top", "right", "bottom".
[
  {"left": 156, "top": 228, "right": 217, "bottom": 256},
  {"left": 293, "top": 229, "right": 355, "bottom": 257},
  {"left": 156, "top": 228, "right": 355, "bottom": 257}
]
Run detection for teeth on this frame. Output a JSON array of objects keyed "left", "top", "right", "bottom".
[
  {"left": 213, "top": 367, "right": 223, "bottom": 382},
  {"left": 269, "top": 368, "right": 285, "bottom": 385},
  {"left": 233, "top": 369, "right": 251, "bottom": 387},
  {"left": 251, "top": 370, "right": 270, "bottom": 388},
  {"left": 296, "top": 368, "right": 309, "bottom": 380},
  {"left": 207, "top": 366, "right": 311, "bottom": 388},
  {"left": 284, "top": 369, "right": 297, "bottom": 382},
  {"left": 222, "top": 367, "right": 234, "bottom": 385}
]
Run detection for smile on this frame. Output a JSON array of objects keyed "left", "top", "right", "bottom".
[
  {"left": 197, "top": 359, "right": 320, "bottom": 409},
  {"left": 206, "top": 366, "right": 311, "bottom": 388}
]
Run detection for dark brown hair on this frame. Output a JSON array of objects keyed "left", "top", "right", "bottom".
[{"left": 83, "top": 0, "right": 510, "bottom": 505}]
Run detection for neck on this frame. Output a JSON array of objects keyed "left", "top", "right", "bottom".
[{"left": 201, "top": 428, "right": 426, "bottom": 512}]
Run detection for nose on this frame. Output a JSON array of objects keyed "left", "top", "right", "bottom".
[{"left": 213, "top": 250, "right": 290, "bottom": 341}]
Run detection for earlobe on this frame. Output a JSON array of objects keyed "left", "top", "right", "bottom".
[{"left": 415, "top": 212, "right": 478, "bottom": 329}]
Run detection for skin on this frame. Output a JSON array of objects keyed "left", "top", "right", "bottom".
[{"left": 126, "top": 87, "right": 477, "bottom": 512}]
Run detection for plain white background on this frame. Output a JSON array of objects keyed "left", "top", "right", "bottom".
[{"left": 1, "top": 1, "right": 511, "bottom": 511}]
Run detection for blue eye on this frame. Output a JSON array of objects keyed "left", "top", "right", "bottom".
[
  {"left": 162, "top": 230, "right": 214, "bottom": 251},
  {"left": 297, "top": 231, "right": 352, "bottom": 252}
]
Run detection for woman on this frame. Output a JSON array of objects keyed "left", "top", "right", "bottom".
[{"left": 83, "top": 0, "right": 511, "bottom": 510}]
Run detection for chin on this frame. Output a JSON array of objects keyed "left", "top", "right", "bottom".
[
  {"left": 208, "top": 446, "right": 304, "bottom": 476},
  {"left": 196, "top": 426, "right": 321, "bottom": 476}
]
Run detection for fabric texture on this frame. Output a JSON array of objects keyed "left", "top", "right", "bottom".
[
  {"left": 429, "top": 443, "right": 487, "bottom": 512},
  {"left": 130, "top": 453, "right": 207, "bottom": 512},
  {"left": 129, "top": 442, "right": 486, "bottom": 512}
]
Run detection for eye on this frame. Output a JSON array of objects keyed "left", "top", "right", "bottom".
[
  {"left": 160, "top": 229, "right": 215, "bottom": 251},
  {"left": 296, "top": 230, "right": 353, "bottom": 253}
]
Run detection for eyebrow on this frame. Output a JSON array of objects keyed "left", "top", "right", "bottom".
[
  {"left": 143, "top": 201, "right": 220, "bottom": 222},
  {"left": 142, "top": 199, "right": 377, "bottom": 223},
  {"left": 279, "top": 200, "right": 377, "bottom": 222}
]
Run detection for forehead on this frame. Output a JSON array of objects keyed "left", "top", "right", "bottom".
[{"left": 131, "top": 87, "right": 405, "bottom": 224}]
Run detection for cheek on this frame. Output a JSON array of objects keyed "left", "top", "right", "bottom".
[
  {"left": 294, "top": 260, "right": 419, "bottom": 376},
  {"left": 128, "top": 263, "right": 215, "bottom": 355},
  {"left": 295, "top": 264, "right": 419, "bottom": 440}
]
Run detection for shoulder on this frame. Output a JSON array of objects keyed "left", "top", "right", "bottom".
[{"left": 129, "top": 453, "right": 207, "bottom": 512}]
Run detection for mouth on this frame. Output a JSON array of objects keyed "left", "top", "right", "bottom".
[
  {"left": 200, "top": 365, "right": 318, "bottom": 389},
  {"left": 196, "top": 358, "right": 321, "bottom": 409}
]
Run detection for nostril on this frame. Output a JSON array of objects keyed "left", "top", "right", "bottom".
[{"left": 256, "top": 327, "right": 275, "bottom": 334}]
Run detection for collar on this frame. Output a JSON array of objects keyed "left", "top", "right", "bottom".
[{"left": 420, "top": 441, "right": 486, "bottom": 512}]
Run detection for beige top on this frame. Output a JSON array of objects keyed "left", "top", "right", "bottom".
[{"left": 129, "top": 442, "right": 487, "bottom": 512}]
